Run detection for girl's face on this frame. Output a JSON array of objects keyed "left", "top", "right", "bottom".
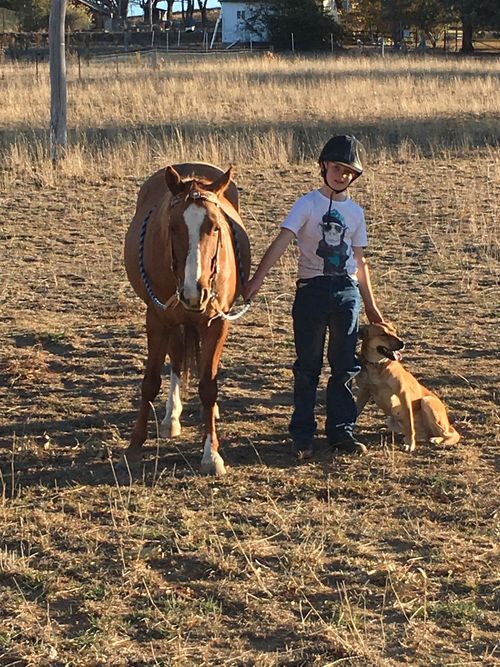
[{"left": 323, "top": 161, "right": 356, "bottom": 189}]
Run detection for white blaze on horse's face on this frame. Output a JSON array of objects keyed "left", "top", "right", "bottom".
[{"left": 182, "top": 203, "right": 206, "bottom": 308}]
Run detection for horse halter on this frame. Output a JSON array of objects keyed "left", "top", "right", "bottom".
[
  {"left": 138, "top": 185, "right": 250, "bottom": 321},
  {"left": 169, "top": 186, "right": 223, "bottom": 311},
  {"left": 169, "top": 187, "right": 219, "bottom": 209}
]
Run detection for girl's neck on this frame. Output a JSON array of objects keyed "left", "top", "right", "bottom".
[{"left": 319, "top": 185, "right": 349, "bottom": 201}]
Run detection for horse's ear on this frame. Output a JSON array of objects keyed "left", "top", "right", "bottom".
[
  {"left": 208, "top": 166, "right": 234, "bottom": 197},
  {"left": 165, "top": 166, "right": 184, "bottom": 195}
]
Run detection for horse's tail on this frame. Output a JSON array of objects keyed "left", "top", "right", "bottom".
[{"left": 181, "top": 325, "right": 199, "bottom": 402}]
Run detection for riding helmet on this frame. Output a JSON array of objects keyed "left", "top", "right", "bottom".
[{"left": 318, "top": 135, "right": 365, "bottom": 177}]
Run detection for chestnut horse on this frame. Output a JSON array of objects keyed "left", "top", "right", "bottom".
[{"left": 123, "top": 163, "right": 251, "bottom": 475}]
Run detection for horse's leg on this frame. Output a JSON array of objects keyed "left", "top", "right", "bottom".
[
  {"left": 160, "top": 326, "right": 183, "bottom": 438},
  {"left": 124, "top": 307, "right": 168, "bottom": 463},
  {"left": 199, "top": 319, "right": 229, "bottom": 476}
]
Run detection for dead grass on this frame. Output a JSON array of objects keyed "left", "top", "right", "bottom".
[
  {"left": 0, "top": 53, "right": 499, "bottom": 666},
  {"left": 1, "top": 54, "right": 499, "bottom": 185}
]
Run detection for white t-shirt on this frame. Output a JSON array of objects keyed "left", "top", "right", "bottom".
[{"left": 281, "top": 189, "right": 368, "bottom": 280}]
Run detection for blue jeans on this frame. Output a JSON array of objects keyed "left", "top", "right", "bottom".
[{"left": 289, "top": 275, "right": 361, "bottom": 443}]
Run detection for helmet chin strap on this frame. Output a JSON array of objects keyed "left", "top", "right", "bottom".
[{"left": 320, "top": 162, "right": 351, "bottom": 196}]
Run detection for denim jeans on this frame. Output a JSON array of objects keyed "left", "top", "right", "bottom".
[{"left": 289, "top": 275, "right": 361, "bottom": 443}]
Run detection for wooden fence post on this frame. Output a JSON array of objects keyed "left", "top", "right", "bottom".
[{"left": 49, "top": 0, "right": 68, "bottom": 163}]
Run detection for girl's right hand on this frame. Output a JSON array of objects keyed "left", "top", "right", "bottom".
[{"left": 242, "top": 277, "right": 260, "bottom": 302}]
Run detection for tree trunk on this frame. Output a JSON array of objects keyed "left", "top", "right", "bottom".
[
  {"left": 166, "top": 0, "right": 174, "bottom": 21},
  {"left": 185, "top": 0, "right": 194, "bottom": 26},
  {"left": 461, "top": 13, "right": 474, "bottom": 53},
  {"left": 49, "top": 0, "right": 67, "bottom": 163},
  {"left": 198, "top": 0, "right": 208, "bottom": 27},
  {"left": 118, "top": 0, "right": 129, "bottom": 20}
]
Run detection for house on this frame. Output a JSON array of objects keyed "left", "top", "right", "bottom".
[
  {"left": 219, "top": 1, "right": 344, "bottom": 45},
  {"left": 220, "top": 1, "right": 268, "bottom": 45}
]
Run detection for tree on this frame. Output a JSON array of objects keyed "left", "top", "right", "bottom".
[
  {"left": 342, "top": 0, "right": 384, "bottom": 39},
  {"left": 197, "top": 0, "right": 210, "bottom": 27},
  {"left": 380, "top": 0, "right": 414, "bottom": 44},
  {"left": 184, "top": 0, "right": 195, "bottom": 27},
  {"left": 80, "top": 0, "right": 129, "bottom": 20},
  {"left": 409, "top": 0, "right": 447, "bottom": 40},
  {"left": 440, "top": 0, "right": 500, "bottom": 52},
  {"left": 165, "top": 0, "right": 174, "bottom": 22},
  {"left": 248, "top": 0, "right": 343, "bottom": 52},
  {"left": 133, "top": 0, "right": 163, "bottom": 23},
  {"left": 16, "top": 0, "right": 92, "bottom": 31}
]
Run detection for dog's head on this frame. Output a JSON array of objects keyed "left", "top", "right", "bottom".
[{"left": 358, "top": 321, "right": 404, "bottom": 363}]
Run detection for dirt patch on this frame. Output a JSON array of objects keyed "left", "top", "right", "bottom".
[{"left": 0, "top": 155, "right": 498, "bottom": 665}]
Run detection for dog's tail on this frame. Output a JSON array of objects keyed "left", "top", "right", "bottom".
[
  {"left": 439, "top": 426, "right": 461, "bottom": 445},
  {"left": 422, "top": 395, "right": 461, "bottom": 445}
]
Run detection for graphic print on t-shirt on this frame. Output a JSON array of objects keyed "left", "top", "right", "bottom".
[{"left": 315, "top": 208, "right": 349, "bottom": 275}]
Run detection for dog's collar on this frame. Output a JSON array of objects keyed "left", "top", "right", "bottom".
[{"left": 360, "top": 355, "right": 392, "bottom": 366}]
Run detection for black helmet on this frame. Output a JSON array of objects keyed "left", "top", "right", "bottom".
[{"left": 318, "top": 135, "right": 364, "bottom": 176}]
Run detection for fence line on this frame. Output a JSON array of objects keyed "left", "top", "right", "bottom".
[{"left": 89, "top": 46, "right": 262, "bottom": 61}]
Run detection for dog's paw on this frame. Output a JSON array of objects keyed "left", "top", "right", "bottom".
[
  {"left": 402, "top": 442, "right": 416, "bottom": 453},
  {"left": 430, "top": 437, "right": 444, "bottom": 445}
]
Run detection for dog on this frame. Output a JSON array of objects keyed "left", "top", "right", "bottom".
[{"left": 356, "top": 322, "right": 460, "bottom": 451}]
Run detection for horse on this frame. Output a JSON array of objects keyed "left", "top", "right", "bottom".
[{"left": 123, "top": 162, "right": 251, "bottom": 475}]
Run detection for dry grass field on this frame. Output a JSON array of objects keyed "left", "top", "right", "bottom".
[{"left": 0, "top": 54, "right": 499, "bottom": 666}]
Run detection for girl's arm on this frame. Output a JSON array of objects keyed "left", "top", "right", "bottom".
[
  {"left": 243, "top": 229, "right": 295, "bottom": 301},
  {"left": 353, "top": 246, "right": 384, "bottom": 324}
]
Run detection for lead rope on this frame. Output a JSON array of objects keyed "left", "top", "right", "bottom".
[
  {"left": 212, "top": 212, "right": 251, "bottom": 321},
  {"left": 139, "top": 208, "right": 179, "bottom": 312},
  {"left": 138, "top": 200, "right": 250, "bottom": 321}
]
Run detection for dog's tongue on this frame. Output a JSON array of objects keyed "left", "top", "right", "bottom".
[{"left": 394, "top": 351, "right": 403, "bottom": 361}]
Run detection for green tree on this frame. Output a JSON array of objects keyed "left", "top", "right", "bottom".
[
  {"left": 343, "top": 0, "right": 383, "bottom": 39},
  {"left": 409, "top": 0, "right": 447, "bottom": 39},
  {"left": 440, "top": 0, "right": 500, "bottom": 52},
  {"left": 380, "top": 0, "right": 413, "bottom": 43},
  {"left": 248, "top": 0, "right": 343, "bottom": 51},
  {"left": 16, "top": 0, "right": 91, "bottom": 32}
]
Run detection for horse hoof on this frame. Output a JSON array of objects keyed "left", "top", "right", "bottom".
[
  {"left": 118, "top": 447, "right": 143, "bottom": 468},
  {"left": 160, "top": 419, "right": 181, "bottom": 438},
  {"left": 200, "top": 456, "right": 227, "bottom": 476}
]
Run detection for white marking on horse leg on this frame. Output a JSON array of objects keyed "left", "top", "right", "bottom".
[
  {"left": 200, "top": 435, "right": 226, "bottom": 476},
  {"left": 201, "top": 434, "right": 213, "bottom": 466},
  {"left": 160, "top": 371, "right": 182, "bottom": 437},
  {"left": 182, "top": 204, "right": 204, "bottom": 304}
]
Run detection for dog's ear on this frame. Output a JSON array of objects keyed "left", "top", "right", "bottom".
[
  {"left": 381, "top": 320, "right": 397, "bottom": 335},
  {"left": 358, "top": 325, "right": 369, "bottom": 339}
]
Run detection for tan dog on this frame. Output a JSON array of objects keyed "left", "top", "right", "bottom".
[{"left": 356, "top": 322, "right": 460, "bottom": 451}]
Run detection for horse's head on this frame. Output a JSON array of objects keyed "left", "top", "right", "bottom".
[{"left": 165, "top": 165, "right": 234, "bottom": 313}]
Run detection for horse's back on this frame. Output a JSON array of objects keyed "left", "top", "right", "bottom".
[
  {"left": 174, "top": 163, "right": 239, "bottom": 211},
  {"left": 134, "top": 162, "right": 239, "bottom": 213}
]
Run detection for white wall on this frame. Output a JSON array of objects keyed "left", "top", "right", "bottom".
[{"left": 221, "top": 2, "right": 268, "bottom": 44}]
